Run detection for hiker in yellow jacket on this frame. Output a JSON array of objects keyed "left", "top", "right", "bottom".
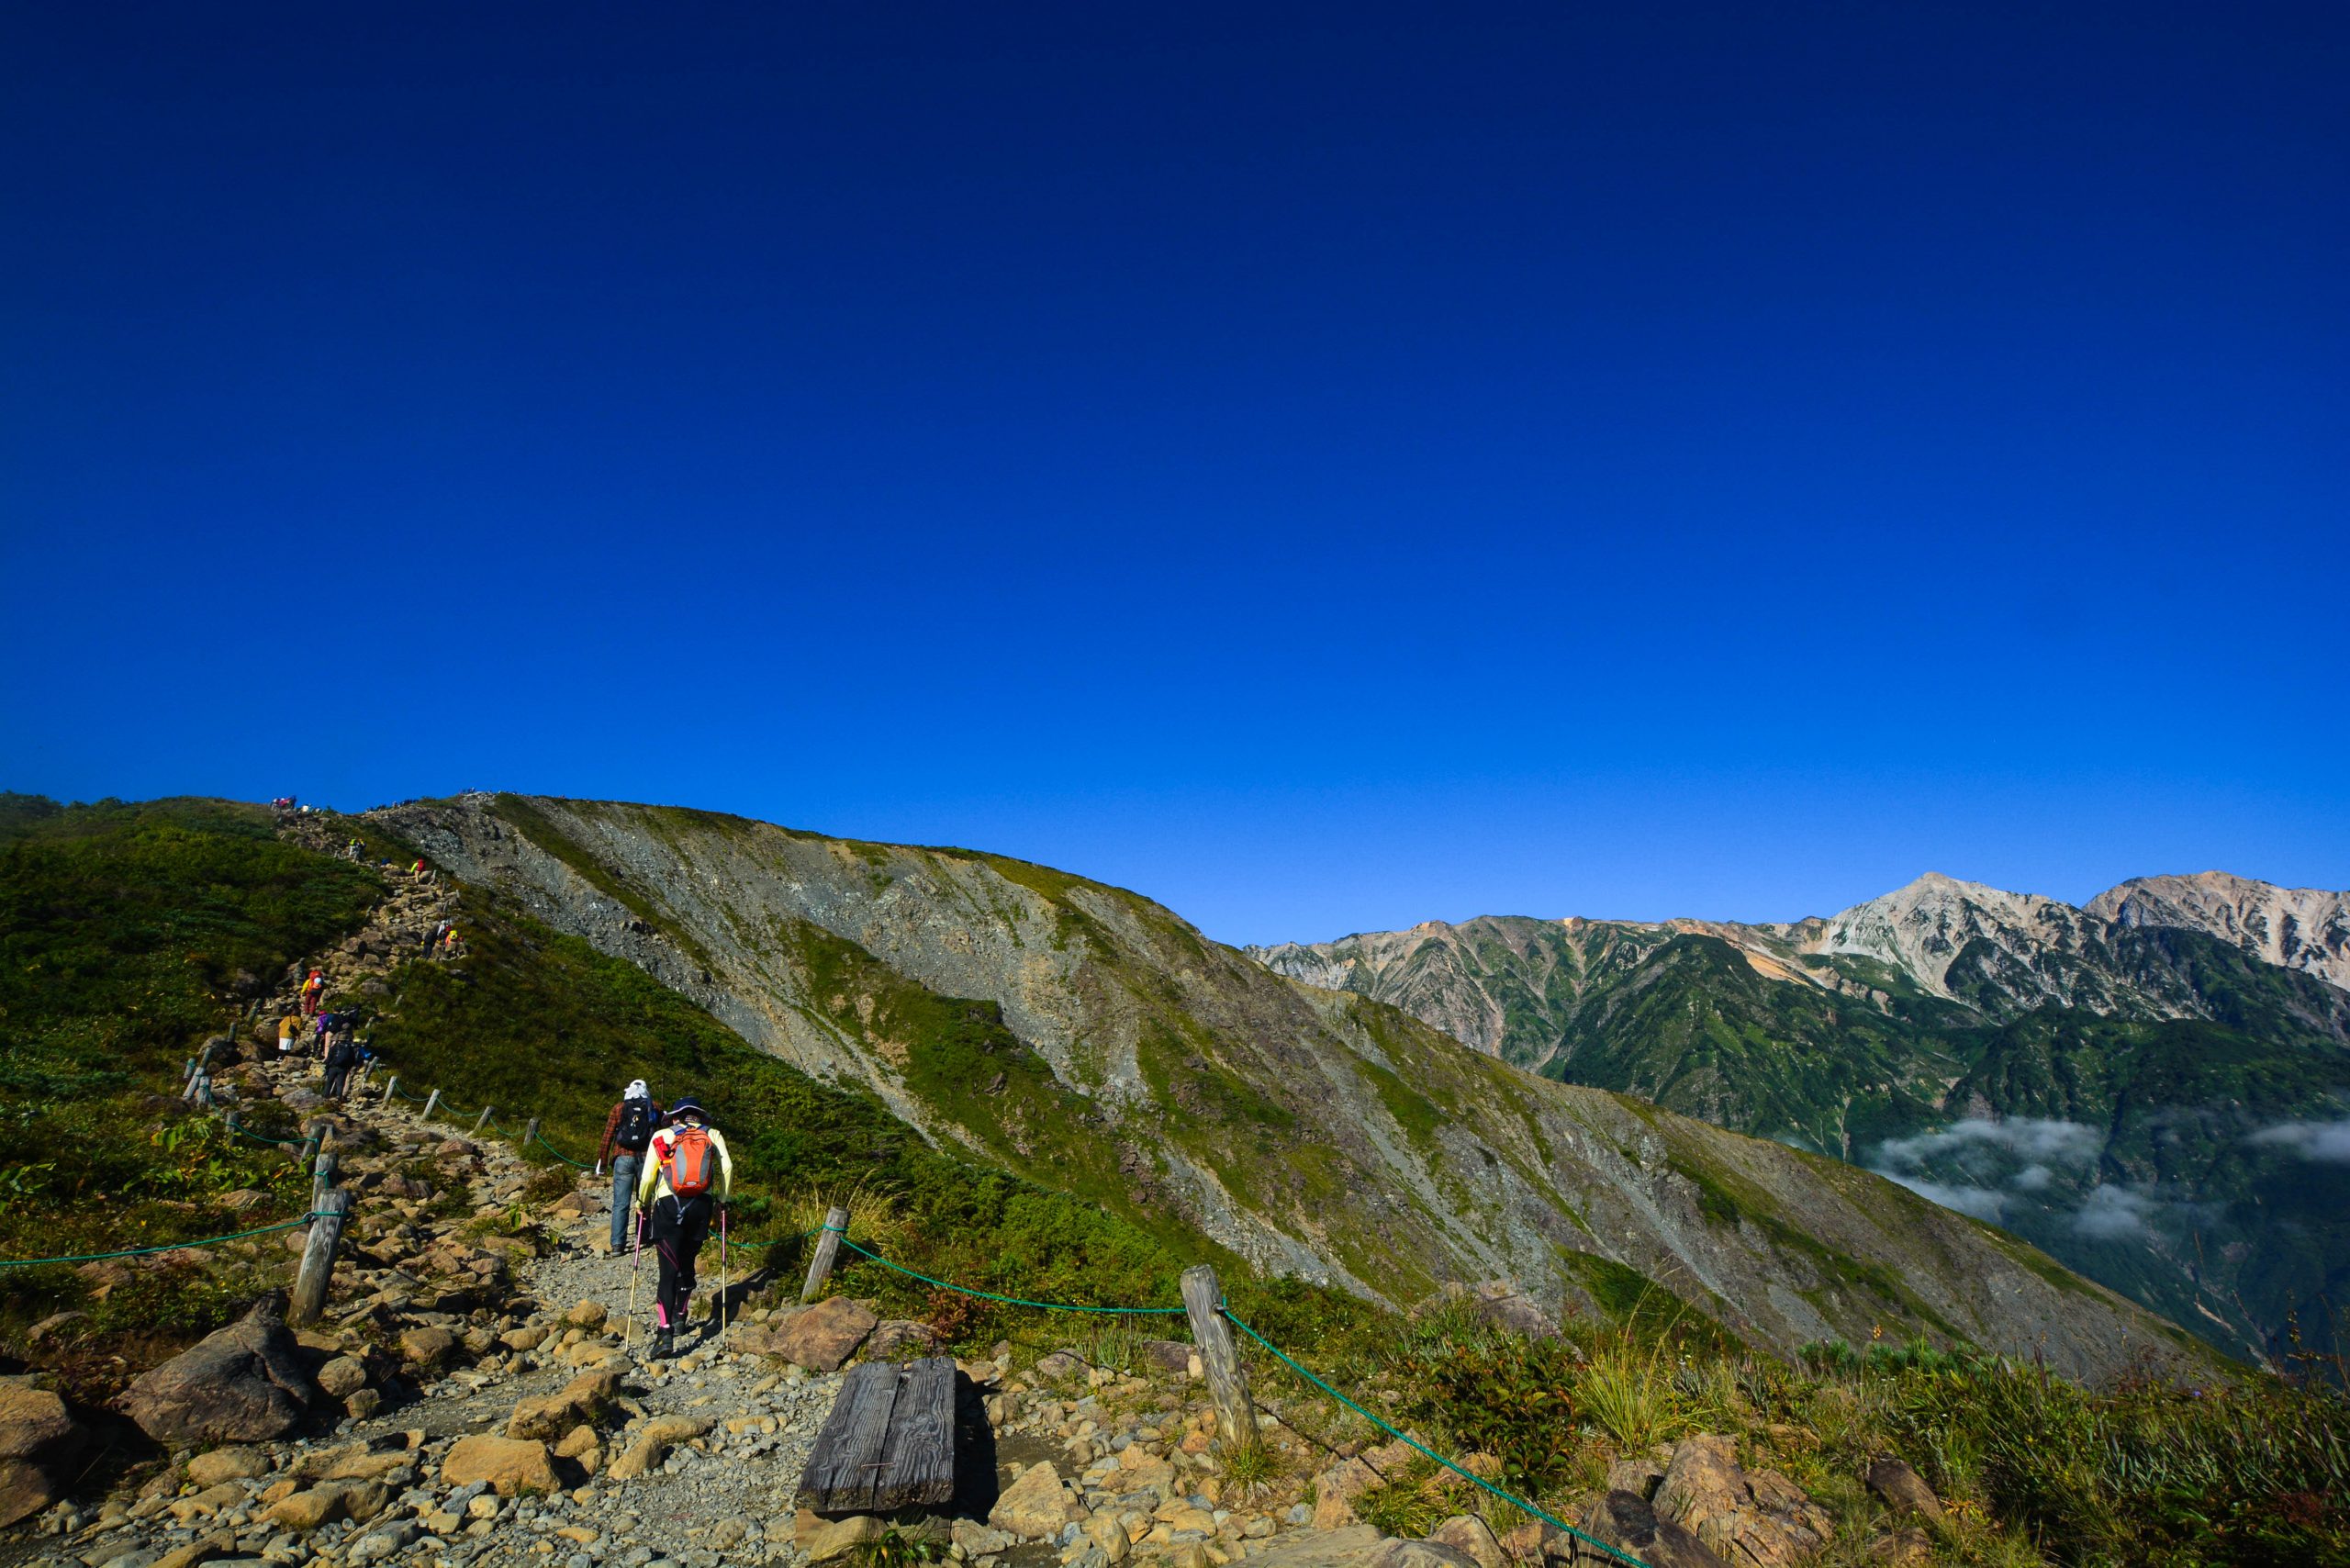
[{"left": 635, "top": 1095, "right": 731, "bottom": 1359}]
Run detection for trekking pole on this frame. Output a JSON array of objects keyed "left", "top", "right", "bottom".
[
  {"left": 719, "top": 1204, "right": 730, "bottom": 1348},
  {"left": 625, "top": 1211, "right": 644, "bottom": 1351}
]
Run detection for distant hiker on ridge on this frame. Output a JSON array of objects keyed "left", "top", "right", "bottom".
[
  {"left": 596, "top": 1079, "right": 661, "bottom": 1255},
  {"left": 635, "top": 1093, "right": 730, "bottom": 1359}
]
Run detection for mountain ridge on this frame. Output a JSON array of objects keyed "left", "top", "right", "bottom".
[{"left": 366, "top": 792, "right": 2199, "bottom": 1381}]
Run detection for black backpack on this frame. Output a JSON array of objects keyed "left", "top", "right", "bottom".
[{"left": 615, "top": 1099, "right": 655, "bottom": 1152}]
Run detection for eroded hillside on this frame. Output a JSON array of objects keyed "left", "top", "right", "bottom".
[{"left": 373, "top": 794, "right": 2204, "bottom": 1380}]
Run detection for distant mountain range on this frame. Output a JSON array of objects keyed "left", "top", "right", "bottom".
[{"left": 1248, "top": 872, "right": 2350, "bottom": 1361}]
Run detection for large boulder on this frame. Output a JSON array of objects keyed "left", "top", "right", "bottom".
[
  {"left": 1581, "top": 1491, "right": 1729, "bottom": 1568},
  {"left": 768, "top": 1296, "right": 878, "bottom": 1372},
  {"left": 122, "top": 1295, "right": 315, "bottom": 1445},
  {"left": 988, "top": 1460, "right": 1076, "bottom": 1539},
  {"left": 440, "top": 1434, "right": 558, "bottom": 1496},
  {"left": 0, "top": 1380, "right": 86, "bottom": 1527},
  {"left": 1426, "top": 1515, "right": 1506, "bottom": 1568},
  {"left": 507, "top": 1367, "right": 621, "bottom": 1440},
  {"left": 607, "top": 1415, "right": 709, "bottom": 1482},
  {"left": 1653, "top": 1436, "right": 1832, "bottom": 1568}
]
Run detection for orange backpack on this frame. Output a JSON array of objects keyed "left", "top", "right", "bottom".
[{"left": 663, "top": 1126, "right": 717, "bottom": 1196}]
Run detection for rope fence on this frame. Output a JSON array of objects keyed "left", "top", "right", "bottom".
[
  {"left": 1224, "top": 1307, "right": 1646, "bottom": 1568},
  {"left": 0, "top": 1214, "right": 324, "bottom": 1271}
]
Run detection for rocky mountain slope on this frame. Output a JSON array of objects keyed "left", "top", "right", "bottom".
[
  {"left": 366, "top": 795, "right": 2198, "bottom": 1381},
  {"left": 2089, "top": 871, "right": 2350, "bottom": 991},
  {"left": 1247, "top": 874, "right": 2350, "bottom": 1361}
]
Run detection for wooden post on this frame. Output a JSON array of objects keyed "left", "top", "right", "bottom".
[
  {"left": 189, "top": 1072, "right": 213, "bottom": 1108},
  {"left": 380, "top": 1074, "right": 398, "bottom": 1105},
  {"left": 296, "top": 1126, "right": 320, "bottom": 1170},
  {"left": 1181, "top": 1264, "right": 1254, "bottom": 1450},
  {"left": 311, "top": 1150, "right": 338, "bottom": 1213},
  {"left": 289, "top": 1188, "right": 351, "bottom": 1328},
  {"left": 801, "top": 1205, "right": 850, "bottom": 1303},
  {"left": 472, "top": 1106, "right": 493, "bottom": 1135},
  {"left": 312, "top": 1120, "right": 334, "bottom": 1164},
  {"left": 421, "top": 1088, "right": 442, "bottom": 1121},
  {"left": 522, "top": 1117, "right": 539, "bottom": 1152}
]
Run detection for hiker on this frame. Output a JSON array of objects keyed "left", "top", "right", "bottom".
[
  {"left": 635, "top": 1094, "right": 731, "bottom": 1359},
  {"left": 410, "top": 857, "right": 428, "bottom": 879},
  {"left": 425, "top": 917, "right": 450, "bottom": 955},
  {"left": 311, "top": 1012, "right": 332, "bottom": 1058},
  {"left": 595, "top": 1080, "right": 662, "bottom": 1254},
  {"left": 300, "top": 968, "right": 325, "bottom": 1017},
  {"left": 276, "top": 1011, "right": 300, "bottom": 1057},
  {"left": 321, "top": 1031, "right": 359, "bottom": 1098}
]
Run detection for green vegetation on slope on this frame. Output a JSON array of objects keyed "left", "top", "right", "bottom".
[
  {"left": 366, "top": 889, "right": 1196, "bottom": 1320},
  {"left": 0, "top": 796, "right": 385, "bottom": 1378}
]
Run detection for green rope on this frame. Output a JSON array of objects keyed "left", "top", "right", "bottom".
[
  {"left": 226, "top": 1122, "right": 305, "bottom": 1148},
  {"left": 533, "top": 1130, "right": 593, "bottom": 1170},
  {"left": 0, "top": 1214, "right": 324, "bottom": 1271},
  {"left": 832, "top": 1235, "right": 1186, "bottom": 1316},
  {"left": 1221, "top": 1307, "right": 1649, "bottom": 1568}
]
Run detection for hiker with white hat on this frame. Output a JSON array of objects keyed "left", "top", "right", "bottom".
[{"left": 595, "top": 1078, "right": 661, "bottom": 1254}]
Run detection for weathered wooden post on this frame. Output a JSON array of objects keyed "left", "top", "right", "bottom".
[
  {"left": 289, "top": 1188, "right": 352, "bottom": 1328},
  {"left": 472, "top": 1106, "right": 493, "bottom": 1135},
  {"left": 380, "top": 1075, "right": 399, "bottom": 1105},
  {"left": 311, "top": 1150, "right": 338, "bottom": 1213},
  {"left": 296, "top": 1122, "right": 321, "bottom": 1170},
  {"left": 1181, "top": 1264, "right": 1254, "bottom": 1450},
  {"left": 188, "top": 1072, "right": 213, "bottom": 1108},
  {"left": 421, "top": 1088, "right": 442, "bottom": 1121},
  {"left": 801, "top": 1205, "right": 850, "bottom": 1303},
  {"left": 312, "top": 1119, "right": 334, "bottom": 1165},
  {"left": 522, "top": 1117, "right": 539, "bottom": 1153}
]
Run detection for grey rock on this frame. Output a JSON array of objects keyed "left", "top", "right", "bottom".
[{"left": 122, "top": 1295, "right": 315, "bottom": 1446}]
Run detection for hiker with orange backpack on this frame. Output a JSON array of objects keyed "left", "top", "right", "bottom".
[{"left": 633, "top": 1094, "right": 731, "bottom": 1360}]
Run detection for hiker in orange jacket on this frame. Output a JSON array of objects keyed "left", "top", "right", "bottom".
[{"left": 635, "top": 1095, "right": 732, "bottom": 1359}]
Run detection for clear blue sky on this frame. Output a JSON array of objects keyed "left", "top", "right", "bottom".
[{"left": 4, "top": 4, "right": 2344, "bottom": 946}]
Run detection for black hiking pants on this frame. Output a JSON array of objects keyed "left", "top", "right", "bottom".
[{"left": 648, "top": 1193, "right": 713, "bottom": 1332}]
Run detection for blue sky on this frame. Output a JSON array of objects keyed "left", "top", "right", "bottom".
[{"left": 4, "top": 3, "right": 2344, "bottom": 945}]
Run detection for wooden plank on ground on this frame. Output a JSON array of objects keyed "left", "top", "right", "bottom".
[
  {"left": 794, "top": 1355, "right": 958, "bottom": 1514},
  {"left": 870, "top": 1355, "right": 955, "bottom": 1512}
]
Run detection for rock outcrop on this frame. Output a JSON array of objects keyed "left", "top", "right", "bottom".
[
  {"left": 0, "top": 1380, "right": 85, "bottom": 1527},
  {"left": 121, "top": 1294, "right": 315, "bottom": 1445}
]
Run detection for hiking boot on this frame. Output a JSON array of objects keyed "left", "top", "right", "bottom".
[{"left": 649, "top": 1328, "right": 676, "bottom": 1360}]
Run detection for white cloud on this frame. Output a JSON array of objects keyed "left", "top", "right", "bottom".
[
  {"left": 1874, "top": 1116, "right": 2103, "bottom": 1171},
  {"left": 1881, "top": 1171, "right": 2008, "bottom": 1221},
  {"left": 2247, "top": 1118, "right": 2350, "bottom": 1163},
  {"left": 2072, "top": 1184, "right": 2158, "bottom": 1240}
]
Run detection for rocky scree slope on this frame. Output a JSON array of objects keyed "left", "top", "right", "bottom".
[{"left": 369, "top": 796, "right": 2197, "bottom": 1381}]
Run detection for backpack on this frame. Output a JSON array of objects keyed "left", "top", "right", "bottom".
[
  {"left": 615, "top": 1098, "right": 655, "bottom": 1153},
  {"left": 662, "top": 1125, "right": 717, "bottom": 1196}
]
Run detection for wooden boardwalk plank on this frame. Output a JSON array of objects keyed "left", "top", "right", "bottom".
[
  {"left": 795, "top": 1356, "right": 958, "bottom": 1514},
  {"left": 869, "top": 1356, "right": 954, "bottom": 1512}
]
